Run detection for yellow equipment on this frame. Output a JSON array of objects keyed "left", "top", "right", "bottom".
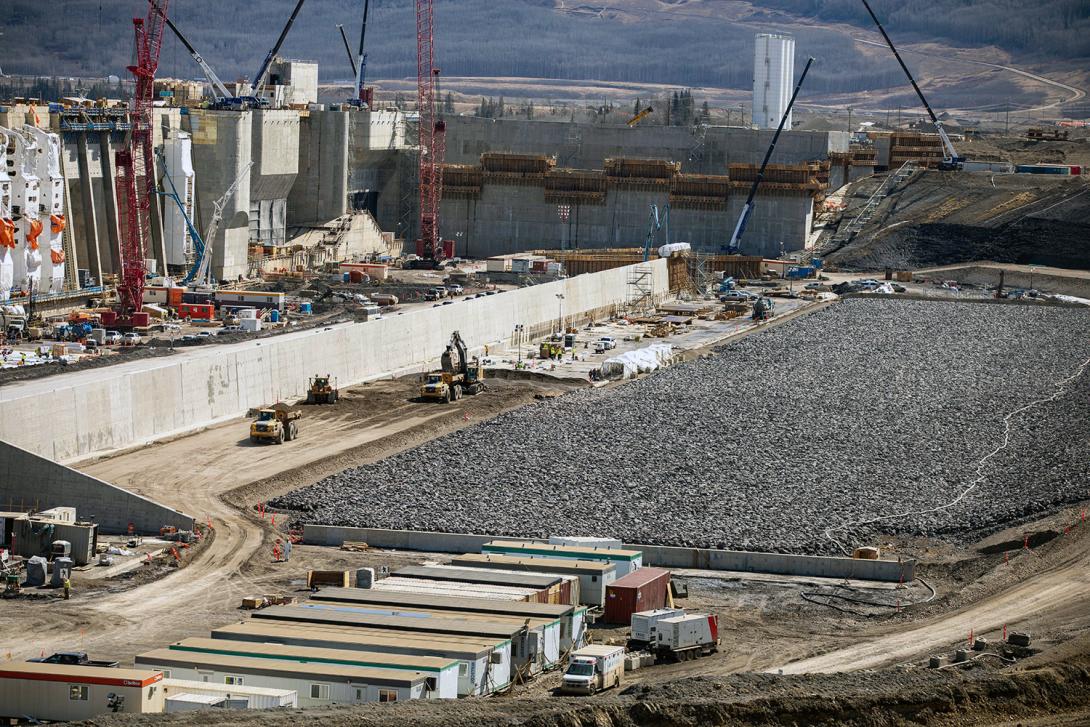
[
  {"left": 250, "top": 405, "right": 301, "bottom": 444},
  {"left": 420, "top": 331, "right": 486, "bottom": 403},
  {"left": 306, "top": 374, "right": 339, "bottom": 405},
  {"left": 627, "top": 106, "right": 654, "bottom": 127}
]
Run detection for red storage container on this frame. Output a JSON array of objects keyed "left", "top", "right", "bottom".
[
  {"left": 603, "top": 567, "right": 670, "bottom": 624},
  {"left": 178, "top": 303, "right": 214, "bottom": 320}
]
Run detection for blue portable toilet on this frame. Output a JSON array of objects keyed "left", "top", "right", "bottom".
[{"left": 269, "top": 309, "right": 280, "bottom": 323}]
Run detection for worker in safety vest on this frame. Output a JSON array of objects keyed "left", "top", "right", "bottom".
[{"left": 63, "top": 578, "right": 71, "bottom": 600}]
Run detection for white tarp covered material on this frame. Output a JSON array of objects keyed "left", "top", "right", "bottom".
[
  {"left": 600, "top": 343, "right": 674, "bottom": 379},
  {"left": 658, "top": 242, "right": 691, "bottom": 258},
  {"left": 1049, "top": 294, "right": 1090, "bottom": 306}
]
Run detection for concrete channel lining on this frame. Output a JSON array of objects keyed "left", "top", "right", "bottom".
[
  {"left": 301, "top": 525, "right": 916, "bottom": 583},
  {"left": 0, "top": 439, "right": 195, "bottom": 534}
]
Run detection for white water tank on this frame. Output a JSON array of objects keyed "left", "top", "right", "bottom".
[{"left": 753, "top": 33, "right": 795, "bottom": 130}]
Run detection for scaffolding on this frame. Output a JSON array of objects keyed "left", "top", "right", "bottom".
[{"left": 626, "top": 264, "right": 655, "bottom": 311}]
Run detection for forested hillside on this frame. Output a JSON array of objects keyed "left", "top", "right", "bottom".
[{"left": 0, "top": 0, "right": 1084, "bottom": 94}]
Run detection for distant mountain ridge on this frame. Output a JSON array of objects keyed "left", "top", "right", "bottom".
[{"left": 1, "top": 0, "right": 1084, "bottom": 95}]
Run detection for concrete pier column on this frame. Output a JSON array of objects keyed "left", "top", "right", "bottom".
[{"left": 97, "top": 132, "right": 121, "bottom": 275}]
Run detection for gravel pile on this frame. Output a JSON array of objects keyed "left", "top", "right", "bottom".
[{"left": 274, "top": 299, "right": 1090, "bottom": 553}]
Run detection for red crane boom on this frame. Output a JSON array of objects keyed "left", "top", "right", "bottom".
[
  {"left": 111, "top": 0, "right": 169, "bottom": 327},
  {"left": 415, "top": 0, "right": 449, "bottom": 265}
]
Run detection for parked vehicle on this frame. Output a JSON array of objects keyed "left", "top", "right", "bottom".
[
  {"left": 29, "top": 651, "right": 119, "bottom": 668},
  {"left": 104, "top": 330, "right": 122, "bottom": 345},
  {"left": 719, "top": 290, "right": 755, "bottom": 302},
  {"left": 654, "top": 614, "right": 719, "bottom": 662},
  {"left": 121, "top": 332, "right": 141, "bottom": 346},
  {"left": 446, "top": 284, "right": 464, "bottom": 295},
  {"left": 597, "top": 336, "right": 617, "bottom": 350},
  {"left": 560, "top": 645, "right": 625, "bottom": 695}
]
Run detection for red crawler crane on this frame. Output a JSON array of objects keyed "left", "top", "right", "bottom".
[
  {"left": 414, "top": 0, "right": 452, "bottom": 267},
  {"left": 104, "top": 0, "right": 169, "bottom": 328}
]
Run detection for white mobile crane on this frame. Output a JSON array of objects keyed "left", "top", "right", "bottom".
[{"left": 859, "top": 0, "right": 963, "bottom": 170}]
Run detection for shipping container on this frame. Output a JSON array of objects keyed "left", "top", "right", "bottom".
[
  {"left": 604, "top": 568, "right": 670, "bottom": 624},
  {"left": 177, "top": 302, "right": 214, "bottom": 320},
  {"left": 1015, "top": 164, "right": 1071, "bottom": 175},
  {"left": 485, "top": 257, "right": 512, "bottom": 272}
]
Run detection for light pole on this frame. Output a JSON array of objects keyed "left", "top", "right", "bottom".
[
  {"left": 515, "top": 323, "right": 524, "bottom": 365},
  {"left": 555, "top": 293, "right": 565, "bottom": 333}
]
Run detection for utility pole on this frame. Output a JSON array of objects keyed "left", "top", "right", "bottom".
[
  {"left": 847, "top": 106, "right": 853, "bottom": 133},
  {"left": 1005, "top": 99, "right": 1010, "bottom": 135}
]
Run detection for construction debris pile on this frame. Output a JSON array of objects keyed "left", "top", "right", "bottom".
[{"left": 275, "top": 299, "right": 1090, "bottom": 553}]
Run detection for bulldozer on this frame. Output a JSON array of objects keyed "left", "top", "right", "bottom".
[
  {"left": 420, "top": 331, "right": 486, "bottom": 403},
  {"left": 250, "top": 404, "right": 301, "bottom": 444},
  {"left": 306, "top": 374, "right": 339, "bottom": 405}
]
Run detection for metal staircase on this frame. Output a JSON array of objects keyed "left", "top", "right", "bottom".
[{"left": 825, "top": 161, "right": 918, "bottom": 249}]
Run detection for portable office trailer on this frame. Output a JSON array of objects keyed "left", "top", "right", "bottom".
[
  {"left": 212, "top": 289, "right": 285, "bottom": 312},
  {"left": 392, "top": 565, "right": 564, "bottom": 603},
  {"left": 0, "top": 663, "right": 164, "bottom": 721},
  {"left": 312, "top": 587, "right": 588, "bottom": 652},
  {"left": 371, "top": 576, "right": 541, "bottom": 602},
  {"left": 291, "top": 602, "right": 562, "bottom": 674},
  {"left": 210, "top": 621, "right": 511, "bottom": 697},
  {"left": 302, "top": 601, "right": 559, "bottom": 669},
  {"left": 162, "top": 678, "right": 297, "bottom": 709},
  {"left": 211, "top": 622, "right": 509, "bottom": 697},
  {"left": 452, "top": 553, "right": 615, "bottom": 608},
  {"left": 135, "top": 649, "right": 430, "bottom": 707},
  {"left": 252, "top": 605, "right": 548, "bottom": 676},
  {"left": 604, "top": 568, "right": 671, "bottom": 624},
  {"left": 167, "top": 638, "right": 459, "bottom": 699},
  {"left": 482, "top": 540, "right": 643, "bottom": 576}
]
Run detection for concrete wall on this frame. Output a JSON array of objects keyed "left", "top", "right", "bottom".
[
  {"left": 443, "top": 117, "right": 847, "bottom": 173},
  {"left": 186, "top": 109, "right": 252, "bottom": 281},
  {"left": 443, "top": 182, "right": 815, "bottom": 259},
  {"left": 301, "top": 525, "right": 915, "bottom": 583},
  {"left": 0, "top": 440, "right": 194, "bottom": 534},
  {"left": 289, "top": 110, "right": 349, "bottom": 225},
  {"left": 0, "top": 260, "right": 667, "bottom": 462}
]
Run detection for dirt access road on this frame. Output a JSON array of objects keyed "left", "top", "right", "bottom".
[
  {"left": 776, "top": 510, "right": 1090, "bottom": 674},
  {"left": 0, "top": 376, "right": 578, "bottom": 663}
]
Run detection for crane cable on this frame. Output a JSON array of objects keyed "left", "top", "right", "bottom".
[{"left": 825, "top": 351, "right": 1090, "bottom": 556}]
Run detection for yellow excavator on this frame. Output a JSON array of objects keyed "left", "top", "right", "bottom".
[{"left": 420, "top": 331, "right": 487, "bottom": 403}]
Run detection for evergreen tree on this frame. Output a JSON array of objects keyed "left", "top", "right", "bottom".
[
  {"left": 633, "top": 97, "right": 641, "bottom": 116},
  {"left": 497, "top": 96, "right": 506, "bottom": 118},
  {"left": 444, "top": 92, "right": 455, "bottom": 113},
  {"left": 527, "top": 100, "right": 534, "bottom": 119},
  {"left": 701, "top": 100, "right": 711, "bottom": 123}
]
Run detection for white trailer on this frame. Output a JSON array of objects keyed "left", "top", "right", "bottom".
[
  {"left": 560, "top": 645, "right": 625, "bottom": 695},
  {"left": 629, "top": 608, "right": 685, "bottom": 645},
  {"left": 655, "top": 614, "right": 720, "bottom": 661}
]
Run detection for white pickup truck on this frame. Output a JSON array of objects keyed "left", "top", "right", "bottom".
[{"left": 559, "top": 645, "right": 625, "bottom": 695}]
